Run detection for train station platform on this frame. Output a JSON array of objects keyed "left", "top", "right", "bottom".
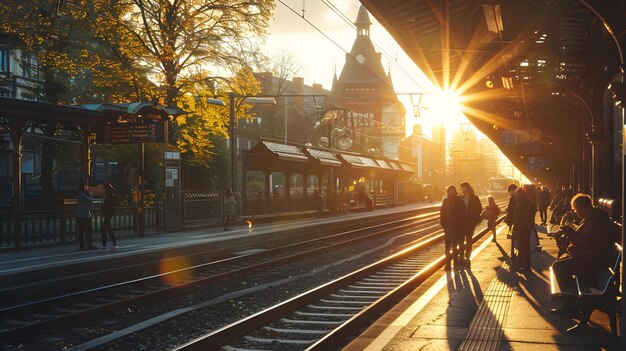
[
  {"left": 345, "top": 223, "right": 622, "bottom": 351},
  {"left": 0, "top": 201, "right": 435, "bottom": 280}
]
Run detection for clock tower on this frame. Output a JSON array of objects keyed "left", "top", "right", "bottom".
[{"left": 326, "top": 5, "right": 405, "bottom": 159}]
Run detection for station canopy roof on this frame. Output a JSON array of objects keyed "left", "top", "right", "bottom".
[
  {"left": 360, "top": 0, "right": 626, "bottom": 184},
  {"left": 244, "top": 139, "right": 416, "bottom": 179}
]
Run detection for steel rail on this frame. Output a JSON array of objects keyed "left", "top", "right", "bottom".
[
  {"left": 0, "top": 209, "right": 443, "bottom": 342},
  {"left": 173, "top": 214, "right": 505, "bottom": 351}
]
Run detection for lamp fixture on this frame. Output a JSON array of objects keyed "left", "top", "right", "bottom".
[{"left": 482, "top": 3, "right": 504, "bottom": 35}]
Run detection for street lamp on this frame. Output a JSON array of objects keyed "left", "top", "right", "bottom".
[{"left": 207, "top": 93, "right": 276, "bottom": 192}]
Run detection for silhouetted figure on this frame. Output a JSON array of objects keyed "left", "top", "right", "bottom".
[
  {"left": 512, "top": 188, "right": 537, "bottom": 272},
  {"left": 76, "top": 182, "right": 94, "bottom": 250},
  {"left": 538, "top": 186, "right": 551, "bottom": 225},
  {"left": 440, "top": 185, "right": 466, "bottom": 270},
  {"left": 223, "top": 187, "right": 236, "bottom": 230},
  {"left": 100, "top": 182, "right": 118, "bottom": 251},
  {"left": 550, "top": 193, "right": 612, "bottom": 334},
  {"left": 459, "top": 182, "right": 482, "bottom": 268},
  {"left": 483, "top": 195, "right": 501, "bottom": 242}
]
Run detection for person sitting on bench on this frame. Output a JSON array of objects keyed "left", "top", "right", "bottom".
[{"left": 550, "top": 193, "right": 612, "bottom": 333}]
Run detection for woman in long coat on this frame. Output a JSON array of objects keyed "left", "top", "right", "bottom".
[
  {"left": 460, "top": 182, "right": 482, "bottom": 268},
  {"left": 223, "top": 187, "right": 237, "bottom": 230},
  {"left": 512, "top": 188, "right": 537, "bottom": 272}
]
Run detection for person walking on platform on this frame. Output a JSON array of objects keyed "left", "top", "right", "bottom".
[
  {"left": 512, "top": 188, "right": 537, "bottom": 272},
  {"left": 538, "top": 186, "right": 551, "bottom": 225},
  {"left": 223, "top": 187, "right": 237, "bottom": 230},
  {"left": 459, "top": 182, "right": 482, "bottom": 268},
  {"left": 440, "top": 185, "right": 466, "bottom": 270},
  {"left": 76, "top": 182, "right": 94, "bottom": 250},
  {"left": 483, "top": 196, "right": 501, "bottom": 242},
  {"left": 100, "top": 182, "right": 118, "bottom": 252}
]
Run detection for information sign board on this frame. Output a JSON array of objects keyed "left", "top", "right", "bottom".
[{"left": 102, "top": 121, "right": 167, "bottom": 144}]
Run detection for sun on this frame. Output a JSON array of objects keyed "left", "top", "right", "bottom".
[{"left": 423, "top": 89, "right": 467, "bottom": 129}]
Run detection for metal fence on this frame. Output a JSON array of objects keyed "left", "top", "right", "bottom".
[
  {"left": 182, "top": 190, "right": 223, "bottom": 229},
  {"left": 0, "top": 206, "right": 160, "bottom": 248}
]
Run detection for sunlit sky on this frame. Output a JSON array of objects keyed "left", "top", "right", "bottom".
[{"left": 263, "top": 0, "right": 475, "bottom": 139}]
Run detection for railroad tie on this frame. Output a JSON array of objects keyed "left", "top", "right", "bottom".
[{"left": 457, "top": 262, "right": 514, "bottom": 351}]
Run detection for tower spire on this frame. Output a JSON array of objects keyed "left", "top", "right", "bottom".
[{"left": 355, "top": 5, "right": 371, "bottom": 37}]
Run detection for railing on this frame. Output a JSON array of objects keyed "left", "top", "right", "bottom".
[
  {"left": 0, "top": 206, "right": 160, "bottom": 248},
  {"left": 182, "top": 191, "right": 223, "bottom": 228}
]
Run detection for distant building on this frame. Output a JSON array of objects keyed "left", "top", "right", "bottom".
[
  {"left": 325, "top": 5, "right": 405, "bottom": 159},
  {"left": 399, "top": 124, "right": 446, "bottom": 192},
  {"left": 0, "top": 33, "right": 42, "bottom": 100},
  {"left": 237, "top": 72, "right": 329, "bottom": 153}
]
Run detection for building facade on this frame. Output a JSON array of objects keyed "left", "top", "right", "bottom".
[{"left": 325, "top": 5, "right": 405, "bottom": 159}]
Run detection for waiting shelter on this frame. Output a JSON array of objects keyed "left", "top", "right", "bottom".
[
  {"left": 241, "top": 139, "right": 415, "bottom": 216},
  {"left": 0, "top": 97, "right": 184, "bottom": 247}
]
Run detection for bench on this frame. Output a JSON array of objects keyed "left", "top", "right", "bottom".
[{"left": 549, "top": 242, "right": 622, "bottom": 335}]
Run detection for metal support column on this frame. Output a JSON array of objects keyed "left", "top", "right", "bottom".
[
  {"left": 228, "top": 92, "right": 237, "bottom": 192},
  {"left": 137, "top": 142, "right": 145, "bottom": 237},
  {"left": 11, "top": 118, "right": 22, "bottom": 247}
]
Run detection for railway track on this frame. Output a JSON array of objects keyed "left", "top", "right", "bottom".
[
  {"left": 0, "top": 208, "right": 446, "bottom": 344},
  {"left": 173, "top": 216, "right": 505, "bottom": 351}
]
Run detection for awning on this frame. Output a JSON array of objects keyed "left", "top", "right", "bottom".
[
  {"left": 339, "top": 153, "right": 367, "bottom": 167},
  {"left": 359, "top": 156, "right": 382, "bottom": 168},
  {"left": 388, "top": 161, "right": 404, "bottom": 171},
  {"left": 263, "top": 141, "right": 309, "bottom": 162},
  {"left": 376, "top": 159, "right": 393, "bottom": 169},
  {"left": 306, "top": 148, "right": 342, "bottom": 166},
  {"left": 399, "top": 162, "right": 416, "bottom": 172}
]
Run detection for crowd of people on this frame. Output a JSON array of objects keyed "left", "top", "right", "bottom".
[{"left": 440, "top": 180, "right": 620, "bottom": 334}]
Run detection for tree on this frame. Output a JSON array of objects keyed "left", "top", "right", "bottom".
[{"left": 92, "top": 0, "right": 275, "bottom": 107}]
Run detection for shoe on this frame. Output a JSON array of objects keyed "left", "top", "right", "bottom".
[
  {"left": 550, "top": 306, "right": 579, "bottom": 316},
  {"left": 100, "top": 247, "right": 107, "bottom": 251},
  {"left": 111, "top": 245, "right": 118, "bottom": 252},
  {"left": 566, "top": 322, "right": 588, "bottom": 335}
]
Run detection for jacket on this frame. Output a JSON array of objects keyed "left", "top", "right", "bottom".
[
  {"left": 505, "top": 195, "right": 516, "bottom": 226},
  {"left": 76, "top": 190, "right": 93, "bottom": 219},
  {"left": 440, "top": 195, "right": 467, "bottom": 235},
  {"left": 465, "top": 194, "right": 483, "bottom": 227},
  {"left": 224, "top": 194, "right": 237, "bottom": 216},
  {"left": 512, "top": 198, "right": 537, "bottom": 239},
  {"left": 483, "top": 203, "right": 500, "bottom": 221},
  {"left": 539, "top": 190, "right": 551, "bottom": 209},
  {"left": 101, "top": 191, "right": 116, "bottom": 218}
]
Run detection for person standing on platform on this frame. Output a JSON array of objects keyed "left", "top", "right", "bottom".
[
  {"left": 223, "top": 187, "right": 236, "bottom": 230},
  {"left": 483, "top": 195, "right": 501, "bottom": 242},
  {"left": 538, "top": 186, "right": 551, "bottom": 225},
  {"left": 100, "top": 182, "right": 118, "bottom": 251},
  {"left": 76, "top": 182, "right": 94, "bottom": 250},
  {"left": 459, "top": 182, "right": 482, "bottom": 268},
  {"left": 440, "top": 185, "right": 466, "bottom": 270},
  {"left": 512, "top": 188, "right": 537, "bottom": 272}
]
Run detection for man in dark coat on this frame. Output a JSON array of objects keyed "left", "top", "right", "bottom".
[
  {"left": 440, "top": 185, "right": 466, "bottom": 270},
  {"left": 460, "top": 182, "right": 482, "bottom": 268},
  {"left": 551, "top": 193, "right": 612, "bottom": 334},
  {"left": 100, "top": 182, "right": 118, "bottom": 251},
  {"left": 538, "top": 186, "right": 551, "bottom": 225}
]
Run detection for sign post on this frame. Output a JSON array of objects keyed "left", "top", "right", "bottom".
[{"left": 164, "top": 151, "right": 181, "bottom": 232}]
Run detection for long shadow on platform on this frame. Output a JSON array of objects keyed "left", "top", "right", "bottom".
[{"left": 499, "top": 229, "right": 620, "bottom": 350}]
